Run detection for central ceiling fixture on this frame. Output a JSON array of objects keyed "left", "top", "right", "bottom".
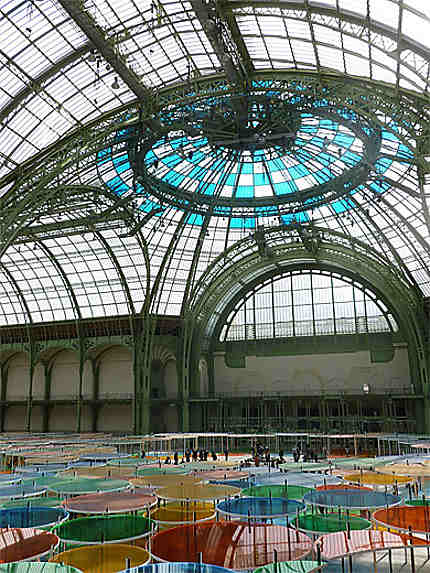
[{"left": 196, "top": 94, "right": 300, "bottom": 152}]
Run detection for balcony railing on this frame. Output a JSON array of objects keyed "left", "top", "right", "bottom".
[
  {"left": 190, "top": 386, "right": 415, "bottom": 399},
  {"left": 3, "top": 386, "right": 416, "bottom": 403}
]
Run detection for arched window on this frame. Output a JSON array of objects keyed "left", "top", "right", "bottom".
[{"left": 220, "top": 269, "right": 398, "bottom": 342}]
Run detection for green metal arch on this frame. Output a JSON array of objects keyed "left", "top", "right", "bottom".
[
  {"left": 187, "top": 226, "right": 420, "bottom": 318},
  {"left": 181, "top": 227, "right": 427, "bottom": 403},
  {"left": 203, "top": 247, "right": 419, "bottom": 341},
  {"left": 193, "top": 237, "right": 422, "bottom": 343}
]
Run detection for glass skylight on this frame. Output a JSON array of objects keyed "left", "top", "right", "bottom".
[{"left": 0, "top": 0, "right": 429, "bottom": 322}]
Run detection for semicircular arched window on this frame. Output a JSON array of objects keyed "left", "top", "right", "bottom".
[{"left": 220, "top": 269, "right": 398, "bottom": 342}]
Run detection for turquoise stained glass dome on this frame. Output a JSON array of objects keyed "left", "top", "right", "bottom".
[{"left": 99, "top": 87, "right": 412, "bottom": 224}]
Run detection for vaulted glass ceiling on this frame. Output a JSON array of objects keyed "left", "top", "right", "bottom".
[{"left": 0, "top": 0, "right": 430, "bottom": 324}]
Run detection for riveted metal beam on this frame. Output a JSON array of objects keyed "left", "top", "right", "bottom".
[
  {"left": 56, "top": 0, "right": 153, "bottom": 105},
  {"left": 190, "top": 0, "right": 248, "bottom": 85},
  {"left": 218, "top": 1, "right": 255, "bottom": 76}
]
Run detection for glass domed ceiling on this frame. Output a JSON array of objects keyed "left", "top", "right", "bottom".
[
  {"left": 101, "top": 86, "right": 386, "bottom": 220},
  {"left": 0, "top": 0, "right": 429, "bottom": 324}
]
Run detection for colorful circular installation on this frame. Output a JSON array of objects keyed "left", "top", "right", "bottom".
[
  {"left": 216, "top": 497, "right": 305, "bottom": 519},
  {"left": 128, "top": 92, "right": 380, "bottom": 219},
  {"left": 375, "top": 461, "right": 430, "bottom": 477},
  {"left": 61, "top": 467, "right": 137, "bottom": 480},
  {"left": 0, "top": 484, "right": 47, "bottom": 500},
  {"left": 78, "top": 453, "right": 118, "bottom": 462},
  {"left": 151, "top": 521, "right": 312, "bottom": 568},
  {"left": 254, "top": 562, "right": 326, "bottom": 573},
  {"left": 0, "top": 507, "right": 68, "bottom": 528},
  {"left": 0, "top": 527, "right": 59, "bottom": 562},
  {"left": 17, "top": 464, "right": 70, "bottom": 474},
  {"left": 315, "top": 484, "right": 372, "bottom": 492},
  {"left": 405, "top": 498, "right": 430, "bottom": 507},
  {"left": 151, "top": 501, "right": 215, "bottom": 525},
  {"left": 199, "top": 470, "right": 249, "bottom": 482},
  {"left": 52, "top": 514, "right": 153, "bottom": 544},
  {"left": 293, "top": 512, "right": 371, "bottom": 534},
  {"left": 343, "top": 471, "right": 414, "bottom": 487},
  {"left": 130, "top": 475, "right": 201, "bottom": 489},
  {"left": 303, "top": 489, "right": 401, "bottom": 509},
  {"left": 50, "top": 543, "right": 150, "bottom": 573},
  {"left": 315, "top": 529, "right": 410, "bottom": 560},
  {"left": 0, "top": 564, "right": 82, "bottom": 573},
  {"left": 21, "top": 476, "right": 74, "bottom": 489},
  {"left": 252, "top": 474, "right": 340, "bottom": 488},
  {"left": 279, "top": 463, "right": 331, "bottom": 473},
  {"left": 49, "top": 478, "right": 129, "bottom": 496},
  {"left": 0, "top": 496, "right": 64, "bottom": 509},
  {"left": 107, "top": 458, "right": 158, "bottom": 467},
  {"left": 64, "top": 490, "right": 157, "bottom": 514},
  {"left": 242, "top": 484, "right": 312, "bottom": 500},
  {"left": 182, "top": 463, "right": 220, "bottom": 472},
  {"left": 333, "top": 458, "right": 378, "bottom": 469},
  {"left": 372, "top": 505, "right": 430, "bottom": 534},
  {"left": 117, "top": 562, "right": 237, "bottom": 573},
  {"left": 156, "top": 483, "right": 240, "bottom": 502},
  {"left": 136, "top": 466, "right": 188, "bottom": 477}
]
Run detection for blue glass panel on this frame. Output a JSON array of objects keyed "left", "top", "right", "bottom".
[
  {"left": 397, "top": 144, "right": 413, "bottom": 160},
  {"left": 381, "top": 129, "right": 399, "bottom": 142},
  {"left": 280, "top": 213, "right": 309, "bottom": 224},
  {"left": 98, "top": 148, "right": 111, "bottom": 165},
  {"left": 113, "top": 154, "right": 127, "bottom": 166},
  {"left": 187, "top": 213, "right": 204, "bottom": 225},
  {"left": 241, "top": 162, "right": 254, "bottom": 174},
  {"left": 265, "top": 159, "right": 281, "bottom": 172},
  {"left": 236, "top": 186, "right": 254, "bottom": 198},
  {"left": 289, "top": 165, "right": 308, "bottom": 179},
  {"left": 225, "top": 174, "right": 237, "bottom": 186},
  {"left": 255, "top": 206, "right": 278, "bottom": 216},
  {"left": 106, "top": 176, "right": 129, "bottom": 194},
  {"left": 189, "top": 166, "right": 204, "bottom": 180},
  {"left": 254, "top": 173, "right": 268, "bottom": 186},
  {"left": 313, "top": 170, "right": 330, "bottom": 184},
  {"left": 309, "top": 138, "right": 323, "bottom": 149},
  {"left": 317, "top": 152, "right": 333, "bottom": 166},
  {"left": 274, "top": 181, "right": 294, "bottom": 195},
  {"left": 374, "top": 157, "right": 392, "bottom": 171},
  {"left": 114, "top": 160, "right": 130, "bottom": 174},
  {"left": 331, "top": 201, "right": 349, "bottom": 213},
  {"left": 145, "top": 150, "right": 156, "bottom": 163},
  {"left": 203, "top": 183, "right": 216, "bottom": 195},
  {"left": 343, "top": 151, "right": 361, "bottom": 162},
  {"left": 141, "top": 199, "right": 162, "bottom": 213},
  {"left": 163, "top": 171, "right": 185, "bottom": 185},
  {"left": 230, "top": 217, "right": 255, "bottom": 228},
  {"left": 333, "top": 133, "right": 354, "bottom": 147}
]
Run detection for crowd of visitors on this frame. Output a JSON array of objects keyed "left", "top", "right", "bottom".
[{"left": 163, "top": 447, "right": 228, "bottom": 465}]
